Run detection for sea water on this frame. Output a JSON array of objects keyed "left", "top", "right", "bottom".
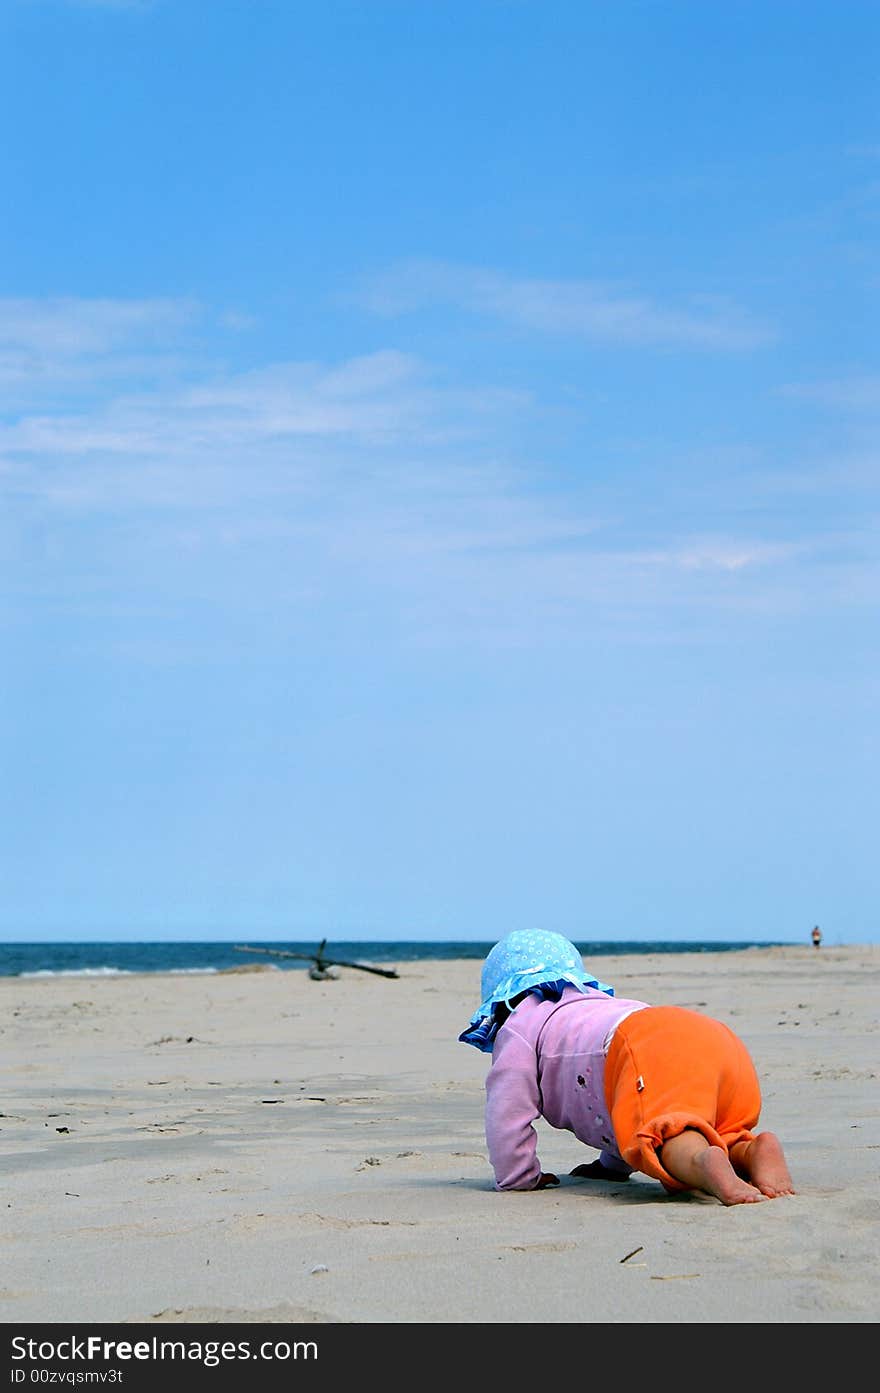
[{"left": 0, "top": 938, "right": 784, "bottom": 978}]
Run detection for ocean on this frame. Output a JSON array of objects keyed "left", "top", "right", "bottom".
[{"left": 0, "top": 938, "right": 785, "bottom": 978}]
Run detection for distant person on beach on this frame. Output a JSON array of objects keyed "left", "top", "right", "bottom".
[
  {"left": 811, "top": 926, "right": 822, "bottom": 949},
  {"left": 459, "top": 929, "right": 795, "bottom": 1207}
]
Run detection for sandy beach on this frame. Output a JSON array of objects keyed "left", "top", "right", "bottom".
[{"left": 1, "top": 945, "right": 877, "bottom": 1326}]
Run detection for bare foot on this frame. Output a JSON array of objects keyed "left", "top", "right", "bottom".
[
  {"left": 735, "top": 1132, "right": 796, "bottom": 1198},
  {"left": 691, "top": 1146, "right": 767, "bottom": 1205},
  {"left": 660, "top": 1132, "right": 767, "bottom": 1205}
]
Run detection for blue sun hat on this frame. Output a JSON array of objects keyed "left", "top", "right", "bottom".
[{"left": 458, "top": 929, "right": 614, "bottom": 1052}]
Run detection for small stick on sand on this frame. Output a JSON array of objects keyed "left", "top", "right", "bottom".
[{"left": 619, "top": 1246, "right": 644, "bottom": 1264}]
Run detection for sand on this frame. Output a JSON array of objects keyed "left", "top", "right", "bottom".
[{"left": 0, "top": 945, "right": 877, "bottom": 1326}]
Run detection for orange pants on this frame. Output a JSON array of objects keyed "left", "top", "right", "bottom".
[{"left": 604, "top": 1006, "right": 761, "bottom": 1193}]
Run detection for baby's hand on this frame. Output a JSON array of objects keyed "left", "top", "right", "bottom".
[
  {"left": 570, "top": 1160, "right": 629, "bottom": 1182},
  {"left": 534, "top": 1172, "right": 560, "bottom": 1189}
]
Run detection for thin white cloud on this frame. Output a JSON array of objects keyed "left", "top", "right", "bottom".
[
  {"left": 2, "top": 294, "right": 862, "bottom": 650},
  {"left": 51, "top": 1, "right": 154, "bottom": 9},
  {"left": 0, "top": 297, "right": 197, "bottom": 394},
  {"left": 781, "top": 377, "right": 880, "bottom": 411},
  {"left": 217, "top": 310, "right": 258, "bottom": 333},
  {"left": 0, "top": 349, "right": 527, "bottom": 470},
  {"left": 0, "top": 295, "right": 195, "bottom": 353},
  {"left": 359, "top": 260, "right": 774, "bottom": 350},
  {"left": 0, "top": 302, "right": 533, "bottom": 528},
  {"left": 624, "top": 539, "right": 802, "bottom": 573}
]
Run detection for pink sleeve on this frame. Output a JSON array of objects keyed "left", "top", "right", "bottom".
[{"left": 484, "top": 1024, "right": 543, "bottom": 1191}]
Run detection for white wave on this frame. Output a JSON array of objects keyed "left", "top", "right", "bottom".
[{"left": 20, "top": 966, "right": 220, "bottom": 978}]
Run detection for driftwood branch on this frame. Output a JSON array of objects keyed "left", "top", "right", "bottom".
[{"left": 233, "top": 941, "right": 399, "bottom": 978}]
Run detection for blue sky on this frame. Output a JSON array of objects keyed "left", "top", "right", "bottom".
[{"left": 1, "top": 1, "right": 877, "bottom": 944}]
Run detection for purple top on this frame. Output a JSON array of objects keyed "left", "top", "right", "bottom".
[{"left": 484, "top": 984, "right": 649, "bottom": 1190}]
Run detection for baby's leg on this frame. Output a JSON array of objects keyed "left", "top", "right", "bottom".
[
  {"left": 659, "top": 1129, "right": 766, "bottom": 1206},
  {"left": 728, "top": 1133, "right": 795, "bottom": 1198}
]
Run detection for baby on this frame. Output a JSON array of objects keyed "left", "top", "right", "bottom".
[{"left": 459, "top": 929, "right": 795, "bottom": 1206}]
